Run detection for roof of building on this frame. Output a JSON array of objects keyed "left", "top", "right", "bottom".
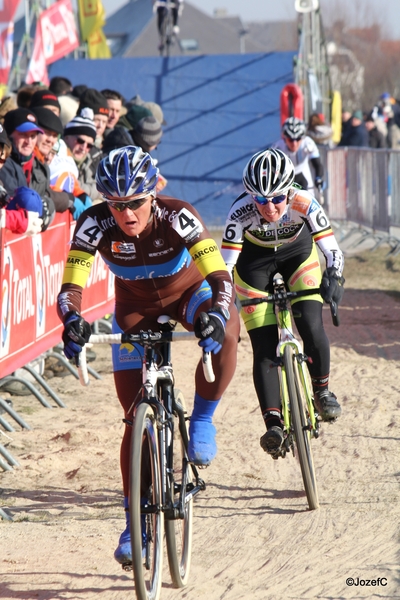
[
  {"left": 107, "top": 1, "right": 298, "bottom": 57},
  {"left": 104, "top": 0, "right": 153, "bottom": 57}
]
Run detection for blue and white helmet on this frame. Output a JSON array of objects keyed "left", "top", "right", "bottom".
[{"left": 96, "top": 145, "right": 159, "bottom": 198}]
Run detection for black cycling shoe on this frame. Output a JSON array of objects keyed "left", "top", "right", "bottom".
[
  {"left": 260, "top": 426, "right": 284, "bottom": 460},
  {"left": 314, "top": 390, "right": 342, "bottom": 421}
]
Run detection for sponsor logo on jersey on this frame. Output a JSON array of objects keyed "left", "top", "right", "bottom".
[
  {"left": 111, "top": 241, "right": 136, "bottom": 256},
  {"left": 251, "top": 223, "right": 303, "bottom": 242},
  {"left": 153, "top": 238, "right": 164, "bottom": 248},
  {"left": 192, "top": 243, "right": 219, "bottom": 261},
  {"left": 148, "top": 247, "right": 174, "bottom": 258},
  {"left": 230, "top": 203, "right": 257, "bottom": 221},
  {"left": 291, "top": 195, "right": 312, "bottom": 215}
]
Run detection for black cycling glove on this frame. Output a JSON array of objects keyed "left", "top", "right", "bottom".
[
  {"left": 194, "top": 311, "right": 227, "bottom": 354},
  {"left": 320, "top": 267, "right": 345, "bottom": 305},
  {"left": 62, "top": 311, "right": 91, "bottom": 359}
]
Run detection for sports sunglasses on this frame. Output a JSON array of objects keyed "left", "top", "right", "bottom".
[{"left": 252, "top": 194, "right": 287, "bottom": 205}]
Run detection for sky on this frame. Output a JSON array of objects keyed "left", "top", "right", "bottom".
[{"left": 100, "top": 0, "right": 400, "bottom": 40}]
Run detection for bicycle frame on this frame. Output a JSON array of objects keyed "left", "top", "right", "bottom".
[
  {"left": 137, "top": 335, "right": 205, "bottom": 517},
  {"left": 273, "top": 280, "right": 319, "bottom": 441},
  {"left": 77, "top": 324, "right": 211, "bottom": 593}
]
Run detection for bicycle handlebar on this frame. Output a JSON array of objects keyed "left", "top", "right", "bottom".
[
  {"left": 76, "top": 330, "right": 215, "bottom": 387},
  {"left": 240, "top": 287, "right": 340, "bottom": 327}
]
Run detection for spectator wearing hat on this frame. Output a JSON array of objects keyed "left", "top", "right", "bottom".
[
  {"left": 30, "top": 107, "right": 85, "bottom": 217},
  {"left": 77, "top": 88, "right": 111, "bottom": 182},
  {"left": 127, "top": 94, "right": 167, "bottom": 124},
  {"left": 16, "top": 83, "right": 43, "bottom": 109},
  {"left": 306, "top": 113, "right": 334, "bottom": 148},
  {"left": 338, "top": 110, "right": 369, "bottom": 147},
  {"left": 131, "top": 115, "right": 162, "bottom": 153},
  {"left": 63, "top": 108, "right": 101, "bottom": 202},
  {"left": 78, "top": 88, "right": 110, "bottom": 148},
  {"left": 130, "top": 116, "right": 167, "bottom": 192},
  {"left": 30, "top": 89, "right": 61, "bottom": 117},
  {"left": 0, "top": 126, "right": 42, "bottom": 235},
  {"left": 117, "top": 104, "right": 153, "bottom": 132},
  {"left": 364, "top": 114, "right": 387, "bottom": 148},
  {"left": 1, "top": 108, "right": 47, "bottom": 195},
  {"left": 102, "top": 127, "right": 134, "bottom": 156},
  {"left": 49, "top": 76, "right": 79, "bottom": 128}
]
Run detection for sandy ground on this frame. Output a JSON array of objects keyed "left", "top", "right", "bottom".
[{"left": 1, "top": 233, "right": 400, "bottom": 600}]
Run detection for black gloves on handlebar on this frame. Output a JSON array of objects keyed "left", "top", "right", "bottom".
[
  {"left": 315, "top": 177, "right": 323, "bottom": 193},
  {"left": 62, "top": 311, "right": 91, "bottom": 359},
  {"left": 194, "top": 310, "right": 227, "bottom": 354},
  {"left": 320, "top": 267, "right": 345, "bottom": 305}
]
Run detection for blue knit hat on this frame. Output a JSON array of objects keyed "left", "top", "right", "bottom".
[{"left": 7, "top": 187, "right": 43, "bottom": 216}]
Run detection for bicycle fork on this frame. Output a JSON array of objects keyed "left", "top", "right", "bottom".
[{"left": 278, "top": 340, "right": 319, "bottom": 455}]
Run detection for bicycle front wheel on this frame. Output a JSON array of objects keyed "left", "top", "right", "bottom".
[
  {"left": 283, "top": 345, "right": 319, "bottom": 510},
  {"left": 165, "top": 390, "right": 194, "bottom": 587},
  {"left": 130, "top": 402, "right": 164, "bottom": 600}
]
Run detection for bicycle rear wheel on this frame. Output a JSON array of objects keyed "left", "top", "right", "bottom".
[
  {"left": 164, "top": 390, "right": 194, "bottom": 587},
  {"left": 130, "top": 402, "right": 164, "bottom": 600},
  {"left": 283, "top": 345, "right": 319, "bottom": 510}
]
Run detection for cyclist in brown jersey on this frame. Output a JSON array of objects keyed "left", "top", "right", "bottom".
[{"left": 56, "top": 145, "right": 239, "bottom": 565}]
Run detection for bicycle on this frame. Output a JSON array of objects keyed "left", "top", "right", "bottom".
[
  {"left": 240, "top": 276, "right": 339, "bottom": 511},
  {"left": 78, "top": 317, "right": 214, "bottom": 600}
]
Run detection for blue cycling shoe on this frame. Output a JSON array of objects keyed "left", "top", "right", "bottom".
[
  {"left": 114, "top": 524, "right": 132, "bottom": 565},
  {"left": 188, "top": 420, "right": 217, "bottom": 466},
  {"left": 114, "top": 510, "right": 147, "bottom": 565}
]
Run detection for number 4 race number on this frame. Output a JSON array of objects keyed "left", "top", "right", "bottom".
[
  {"left": 76, "top": 216, "right": 103, "bottom": 247},
  {"left": 173, "top": 208, "right": 204, "bottom": 241}
]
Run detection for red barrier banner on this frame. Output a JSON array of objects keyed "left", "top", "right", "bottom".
[
  {"left": 0, "top": 0, "right": 21, "bottom": 85},
  {"left": 1, "top": 213, "right": 115, "bottom": 376}
]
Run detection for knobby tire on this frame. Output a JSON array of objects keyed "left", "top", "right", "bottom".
[
  {"left": 283, "top": 345, "right": 319, "bottom": 510},
  {"left": 164, "top": 390, "right": 194, "bottom": 587},
  {"left": 130, "top": 403, "right": 164, "bottom": 600}
]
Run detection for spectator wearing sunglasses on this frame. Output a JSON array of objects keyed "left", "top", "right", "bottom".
[
  {"left": 0, "top": 107, "right": 57, "bottom": 229},
  {"left": 221, "top": 148, "right": 344, "bottom": 460},
  {"left": 0, "top": 125, "right": 43, "bottom": 235},
  {"left": 63, "top": 108, "right": 102, "bottom": 202},
  {"left": 32, "top": 107, "right": 92, "bottom": 220}
]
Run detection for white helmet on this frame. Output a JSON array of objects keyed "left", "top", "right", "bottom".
[
  {"left": 242, "top": 148, "right": 295, "bottom": 197},
  {"left": 282, "top": 116, "right": 306, "bottom": 141}
]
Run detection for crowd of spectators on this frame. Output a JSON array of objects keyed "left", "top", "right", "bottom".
[
  {"left": 336, "top": 93, "right": 400, "bottom": 150},
  {"left": 0, "top": 76, "right": 167, "bottom": 394},
  {"left": 305, "top": 92, "right": 400, "bottom": 152},
  {"left": 0, "top": 76, "right": 166, "bottom": 238}
]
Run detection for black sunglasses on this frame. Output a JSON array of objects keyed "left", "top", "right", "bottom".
[
  {"left": 106, "top": 197, "right": 149, "bottom": 212},
  {"left": 76, "top": 137, "right": 94, "bottom": 150}
]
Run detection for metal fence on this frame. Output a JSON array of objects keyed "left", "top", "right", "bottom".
[{"left": 324, "top": 147, "right": 400, "bottom": 250}]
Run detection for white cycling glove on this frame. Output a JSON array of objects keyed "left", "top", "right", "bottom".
[{"left": 25, "top": 211, "right": 43, "bottom": 236}]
